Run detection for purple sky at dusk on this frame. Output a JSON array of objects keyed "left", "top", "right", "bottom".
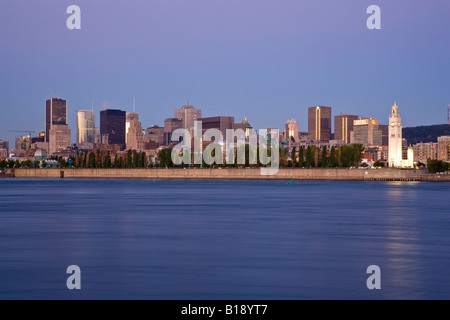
[{"left": 0, "top": 0, "right": 449, "bottom": 146}]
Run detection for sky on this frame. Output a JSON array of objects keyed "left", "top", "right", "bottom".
[{"left": 0, "top": 0, "right": 449, "bottom": 147}]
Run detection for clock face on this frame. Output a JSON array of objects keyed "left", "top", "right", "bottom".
[
  {"left": 398, "top": 122, "right": 401, "bottom": 127},
  {"left": 391, "top": 122, "right": 396, "bottom": 127}
]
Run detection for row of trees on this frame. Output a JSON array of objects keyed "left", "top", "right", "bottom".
[
  {"left": 281, "top": 144, "right": 365, "bottom": 168},
  {"left": 0, "top": 144, "right": 369, "bottom": 170},
  {"left": 0, "top": 160, "right": 39, "bottom": 168},
  {"left": 156, "top": 144, "right": 366, "bottom": 168},
  {"left": 427, "top": 159, "right": 450, "bottom": 173},
  {"left": 0, "top": 157, "right": 73, "bottom": 169},
  {"left": 74, "top": 150, "right": 151, "bottom": 168}
]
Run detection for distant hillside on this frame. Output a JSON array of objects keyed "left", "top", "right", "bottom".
[{"left": 403, "top": 124, "right": 450, "bottom": 144}]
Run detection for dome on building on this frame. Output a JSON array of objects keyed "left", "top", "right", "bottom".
[{"left": 34, "top": 149, "right": 47, "bottom": 161}]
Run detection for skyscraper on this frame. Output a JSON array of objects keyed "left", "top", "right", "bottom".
[
  {"left": 308, "top": 106, "right": 332, "bottom": 142},
  {"left": 100, "top": 109, "right": 126, "bottom": 150},
  {"left": 77, "top": 110, "right": 96, "bottom": 145},
  {"left": 126, "top": 113, "right": 145, "bottom": 150},
  {"left": 174, "top": 105, "right": 202, "bottom": 130},
  {"left": 45, "top": 98, "right": 71, "bottom": 155},
  {"left": 334, "top": 115, "right": 358, "bottom": 144},
  {"left": 46, "top": 98, "right": 67, "bottom": 143},
  {"left": 351, "top": 118, "right": 382, "bottom": 146},
  {"left": 388, "top": 102, "right": 403, "bottom": 167},
  {"left": 285, "top": 119, "right": 299, "bottom": 145}
]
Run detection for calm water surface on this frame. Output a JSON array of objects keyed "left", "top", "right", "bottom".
[{"left": 0, "top": 179, "right": 449, "bottom": 299}]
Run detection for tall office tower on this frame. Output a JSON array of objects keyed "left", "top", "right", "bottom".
[
  {"left": 164, "top": 118, "right": 183, "bottom": 145},
  {"left": 437, "top": 136, "right": 450, "bottom": 162},
  {"left": 46, "top": 98, "right": 67, "bottom": 143},
  {"left": 285, "top": 118, "right": 299, "bottom": 144},
  {"left": 77, "top": 110, "right": 96, "bottom": 145},
  {"left": 126, "top": 113, "right": 145, "bottom": 150},
  {"left": 49, "top": 125, "right": 71, "bottom": 155},
  {"left": 388, "top": 102, "right": 403, "bottom": 167},
  {"left": 100, "top": 109, "right": 126, "bottom": 150},
  {"left": 351, "top": 118, "right": 382, "bottom": 146},
  {"left": 174, "top": 105, "right": 202, "bottom": 130},
  {"left": 379, "top": 124, "right": 389, "bottom": 146},
  {"left": 334, "top": 115, "right": 359, "bottom": 144},
  {"left": 308, "top": 106, "right": 332, "bottom": 142},
  {"left": 45, "top": 98, "right": 70, "bottom": 155},
  {"left": 15, "top": 135, "right": 31, "bottom": 152}
]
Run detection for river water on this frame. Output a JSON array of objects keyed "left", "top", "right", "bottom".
[{"left": 0, "top": 179, "right": 449, "bottom": 299}]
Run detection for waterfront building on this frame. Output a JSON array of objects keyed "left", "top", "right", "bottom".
[
  {"left": 174, "top": 105, "right": 202, "bottom": 130},
  {"left": 413, "top": 142, "right": 438, "bottom": 164},
  {"left": 437, "top": 136, "right": 450, "bottom": 162},
  {"left": 308, "top": 106, "right": 332, "bottom": 142},
  {"left": 334, "top": 115, "right": 358, "bottom": 144},
  {"left": 100, "top": 109, "right": 126, "bottom": 150},
  {"left": 388, "top": 102, "right": 404, "bottom": 167},
  {"left": 351, "top": 118, "right": 382, "bottom": 146}
]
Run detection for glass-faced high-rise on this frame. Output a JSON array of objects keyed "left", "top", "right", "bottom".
[
  {"left": 308, "top": 106, "right": 332, "bottom": 142},
  {"left": 77, "top": 110, "right": 96, "bottom": 145},
  {"left": 100, "top": 109, "right": 126, "bottom": 150}
]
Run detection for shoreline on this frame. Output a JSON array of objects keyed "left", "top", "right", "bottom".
[{"left": 2, "top": 168, "right": 449, "bottom": 182}]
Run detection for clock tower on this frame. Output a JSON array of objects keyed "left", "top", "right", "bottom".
[{"left": 388, "top": 102, "right": 403, "bottom": 167}]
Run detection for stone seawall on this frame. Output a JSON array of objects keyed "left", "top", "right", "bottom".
[{"left": 10, "top": 168, "right": 450, "bottom": 181}]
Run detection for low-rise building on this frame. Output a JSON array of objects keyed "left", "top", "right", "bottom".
[
  {"left": 413, "top": 142, "right": 438, "bottom": 164},
  {"left": 437, "top": 136, "right": 450, "bottom": 162}
]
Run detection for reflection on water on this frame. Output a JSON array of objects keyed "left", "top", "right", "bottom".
[{"left": 0, "top": 179, "right": 449, "bottom": 299}]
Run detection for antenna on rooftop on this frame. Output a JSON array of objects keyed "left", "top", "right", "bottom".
[{"left": 133, "top": 97, "right": 136, "bottom": 113}]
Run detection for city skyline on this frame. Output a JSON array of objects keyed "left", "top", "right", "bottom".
[{"left": 1, "top": 1, "right": 449, "bottom": 147}]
